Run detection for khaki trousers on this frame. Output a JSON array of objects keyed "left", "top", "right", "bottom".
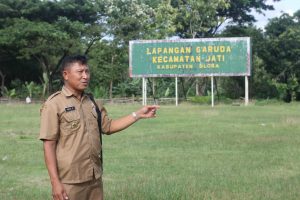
[{"left": 63, "top": 178, "right": 103, "bottom": 200}]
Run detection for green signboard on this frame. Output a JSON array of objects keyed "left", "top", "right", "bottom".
[{"left": 129, "top": 37, "right": 251, "bottom": 77}]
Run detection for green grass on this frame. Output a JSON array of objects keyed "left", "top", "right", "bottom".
[{"left": 1, "top": 103, "right": 300, "bottom": 200}]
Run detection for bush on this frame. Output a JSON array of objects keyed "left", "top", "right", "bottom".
[
  {"left": 93, "top": 86, "right": 108, "bottom": 98},
  {"left": 188, "top": 96, "right": 211, "bottom": 104},
  {"left": 188, "top": 95, "right": 234, "bottom": 105},
  {"left": 254, "top": 98, "right": 284, "bottom": 106}
]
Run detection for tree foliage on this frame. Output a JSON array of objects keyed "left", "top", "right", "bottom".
[
  {"left": 0, "top": 0, "right": 106, "bottom": 95},
  {"left": 2, "top": 0, "right": 299, "bottom": 103},
  {"left": 262, "top": 13, "right": 300, "bottom": 101}
]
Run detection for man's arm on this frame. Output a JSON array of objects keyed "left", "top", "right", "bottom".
[
  {"left": 43, "top": 140, "right": 69, "bottom": 200},
  {"left": 109, "top": 105, "right": 159, "bottom": 134}
]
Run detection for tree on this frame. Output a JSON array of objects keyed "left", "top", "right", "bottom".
[
  {"left": 94, "top": 0, "right": 179, "bottom": 99},
  {"left": 217, "top": 0, "right": 278, "bottom": 25},
  {"left": 262, "top": 12, "right": 300, "bottom": 101},
  {"left": 89, "top": 41, "right": 128, "bottom": 100},
  {"left": 148, "top": 0, "right": 178, "bottom": 39},
  {"left": 105, "top": 0, "right": 154, "bottom": 45},
  {"left": 0, "top": 0, "right": 107, "bottom": 95},
  {"left": 169, "top": 0, "right": 279, "bottom": 98},
  {"left": 171, "top": 0, "right": 229, "bottom": 38},
  {"left": 171, "top": 0, "right": 278, "bottom": 38},
  {"left": 220, "top": 25, "right": 272, "bottom": 99}
]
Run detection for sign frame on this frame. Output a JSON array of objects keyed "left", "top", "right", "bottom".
[{"left": 129, "top": 37, "right": 251, "bottom": 78}]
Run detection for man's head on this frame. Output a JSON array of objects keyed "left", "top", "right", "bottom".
[{"left": 60, "top": 55, "right": 90, "bottom": 93}]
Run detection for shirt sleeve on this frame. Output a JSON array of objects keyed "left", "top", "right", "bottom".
[
  {"left": 39, "top": 101, "right": 60, "bottom": 140},
  {"left": 99, "top": 106, "right": 112, "bottom": 135}
]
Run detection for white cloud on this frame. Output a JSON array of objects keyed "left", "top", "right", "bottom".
[
  {"left": 253, "top": 0, "right": 300, "bottom": 29},
  {"left": 286, "top": 9, "right": 294, "bottom": 16}
]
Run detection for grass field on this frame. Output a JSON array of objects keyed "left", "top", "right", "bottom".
[{"left": 0, "top": 102, "right": 300, "bottom": 200}]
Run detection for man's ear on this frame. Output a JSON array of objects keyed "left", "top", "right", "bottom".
[{"left": 63, "top": 70, "right": 68, "bottom": 81}]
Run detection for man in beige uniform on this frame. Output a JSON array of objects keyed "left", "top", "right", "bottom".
[{"left": 39, "top": 55, "right": 158, "bottom": 200}]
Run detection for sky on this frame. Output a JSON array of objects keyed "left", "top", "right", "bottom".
[{"left": 254, "top": 0, "right": 300, "bottom": 29}]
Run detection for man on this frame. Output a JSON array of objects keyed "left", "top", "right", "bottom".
[{"left": 39, "top": 55, "right": 158, "bottom": 200}]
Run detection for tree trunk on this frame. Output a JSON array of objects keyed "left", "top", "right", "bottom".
[
  {"left": 42, "top": 61, "right": 51, "bottom": 95},
  {"left": 84, "top": 38, "right": 98, "bottom": 55},
  {"left": 109, "top": 55, "right": 116, "bottom": 103},
  {"left": 192, "top": 32, "right": 200, "bottom": 96},
  {"left": 109, "top": 80, "right": 113, "bottom": 103},
  {"left": 0, "top": 70, "right": 6, "bottom": 96},
  {"left": 53, "top": 53, "right": 68, "bottom": 77},
  {"left": 198, "top": 78, "right": 208, "bottom": 96},
  {"left": 196, "top": 78, "right": 199, "bottom": 96},
  {"left": 47, "top": 68, "right": 52, "bottom": 94},
  {"left": 214, "top": 77, "right": 220, "bottom": 101},
  {"left": 152, "top": 78, "right": 156, "bottom": 98},
  {"left": 179, "top": 77, "right": 187, "bottom": 100},
  {"left": 34, "top": 55, "right": 51, "bottom": 95},
  {"left": 147, "top": 78, "right": 156, "bottom": 99}
]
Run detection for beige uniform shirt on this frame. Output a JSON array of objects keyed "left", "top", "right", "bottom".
[{"left": 39, "top": 86, "right": 112, "bottom": 184}]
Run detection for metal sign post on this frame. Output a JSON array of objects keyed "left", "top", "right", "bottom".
[
  {"left": 142, "top": 78, "right": 147, "bottom": 105},
  {"left": 245, "top": 76, "right": 249, "bottom": 105},
  {"left": 175, "top": 76, "right": 178, "bottom": 106},
  {"left": 211, "top": 76, "right": 214, "bottom": 107}
]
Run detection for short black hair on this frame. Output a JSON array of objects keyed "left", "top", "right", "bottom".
[{"left": 60, "top": 55, "right": 88, "bottom": 75}]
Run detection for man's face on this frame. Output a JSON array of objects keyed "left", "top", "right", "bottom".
[{"left": 63, "top": 62, "right": 90, "bottom": 92}]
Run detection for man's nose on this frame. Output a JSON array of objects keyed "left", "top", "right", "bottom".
[{"left": 82, "top": 71, "right": 89, "bottom": 79}]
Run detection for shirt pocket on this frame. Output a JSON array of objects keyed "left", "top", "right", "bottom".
[{"left": 61, "top": 111, "right": 81, "bottom": 136}]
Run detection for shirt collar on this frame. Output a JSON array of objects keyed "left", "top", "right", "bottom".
[
  {"left": 62, "top": 86, "right": 88, "bottom": 99},
  {"left": 62, "top": 86, "right": 73, "bottom": 97}
]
